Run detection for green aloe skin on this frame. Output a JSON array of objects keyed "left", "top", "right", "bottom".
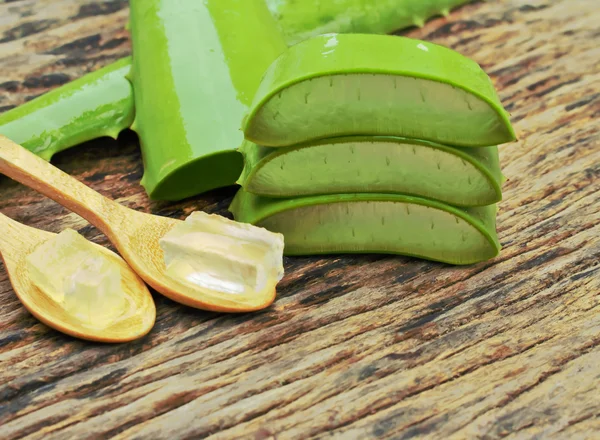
[
  {"left": 267, "top": 0, "right": 477, "bottom": 45},
  {"left": 0, "top": 57, "right": 134, "bottom": 161},
  {"left": 239, "top": 137, "right": 503, "bottom": 207},
  {"left": 129, "top": 0, "right": 287, "bottom": 201},
  {"left": 244, "top": 34, "right": 516, "bottom": 148},
  {"left": 230, "top": 190, "right": 501, "bottom": 265}
]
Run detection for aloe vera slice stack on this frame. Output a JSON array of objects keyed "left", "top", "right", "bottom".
[{"left": 233, "top": 33, "right": 515, "bottom": 263}]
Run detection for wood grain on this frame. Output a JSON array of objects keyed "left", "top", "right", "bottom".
[{"left": 0, "top": 0, "right": 599, "bottom": 439}]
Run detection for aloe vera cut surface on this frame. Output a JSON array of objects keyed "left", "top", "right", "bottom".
[
  {"left": 244, "top": 34, "right": 515, "bottom": 148},
  {"left": 129, "top": 0, "right": 287, "bottom": 200},
  {"left": 0, "top": 57, "right": 134, "bottom": 161},
  {"left": 239, "top": 137, "right": 503, "bottom": 207},
  {"left": 230, "top": 190, "right": 500, "bottom": 265}
]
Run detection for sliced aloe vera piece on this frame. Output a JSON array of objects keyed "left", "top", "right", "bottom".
[
  {"left": 239, "top": 137, "right": 502, "bottom": 207},
  {"left": 0, "top": 2, "right": 483, "bottom": 200},
  {"left": 244, "top": 34, "right": 516, "bottom": 148},
  {"left": 0, "top": 57, "right": 133, "bottom": 161},
  {"left": 230, "top": 190, "right": 500, "bottom": 265},
  {"left": 129, "top": 0, "right": 287, "bottom": 201},
  {"left": 267, "top": 0, "right": 476, "bottom": 45}
]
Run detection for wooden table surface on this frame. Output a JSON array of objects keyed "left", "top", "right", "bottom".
[{"left": 0, "top": 0, "right": 598, "bottom": 439}]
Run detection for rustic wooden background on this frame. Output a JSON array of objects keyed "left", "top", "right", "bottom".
[{"left": 0, "top": 0, "right": 599, "bottom": 438}]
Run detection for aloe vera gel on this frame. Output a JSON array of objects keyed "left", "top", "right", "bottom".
[
  {"left": 26, "top": 229, "right": 130, "bottom": 329},
  {"left": 159, "top": 212, "right": 284, "bottom": 297}
]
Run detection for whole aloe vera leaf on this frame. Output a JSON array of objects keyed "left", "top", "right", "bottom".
[
  {"left": 239, "top": 137, "right": 502, "bottom": 207},
  {"left": 129, "top": 0, "right": 287, "bottom": 201},
  {"left": 267, "top": 0, "right": 477, "bottom": 45},
  {"left": 0, "top": 57, "right": 134, "bottom": 161},
  {"left": 230, "top": 190, "right": 500, "bottom": 265},
  {"left": 244, "top": 34, "right": 516, "bottom": 148}
]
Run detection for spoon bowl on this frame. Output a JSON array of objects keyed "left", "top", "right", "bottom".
[
  {"left": 0, "top": 135, "right": 276, "bottom": 312},
  {"left": 0, "top": 214, "right": 156, "bottom": 343},
  {"left": 120, "top": 212, "right": 277, "bottom": 312}
]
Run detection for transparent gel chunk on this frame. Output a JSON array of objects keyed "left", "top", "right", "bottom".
[
  {"left": 159, "top": 212, "right": 284, "bottom": 295},
  {"left": 64, "top": 257, "right": 125, "bottom": 326},
  {"left": 26, "top": 229, "right": 125, "bottom": 327}
]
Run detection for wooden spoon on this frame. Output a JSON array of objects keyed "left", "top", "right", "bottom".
[
  {"left": 0, "top": 213, "right": 155, "bottom": 342},
  {"left": 0, "top": 135, "right": 276, "bottom": 312}
]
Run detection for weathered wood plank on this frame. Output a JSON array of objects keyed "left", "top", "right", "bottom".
[{"left": 0, "top": 0, "right": 599, "bottom": 439}]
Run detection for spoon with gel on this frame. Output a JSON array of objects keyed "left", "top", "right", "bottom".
[
  {"left": 0, "top": 136, "right": 284, "bottom": 312},
  {"left": 0, "top": 214, "right": 155, "bottom": 342}
]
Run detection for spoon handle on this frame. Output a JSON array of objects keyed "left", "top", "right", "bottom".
[
  {"left": 0, "top": 135, "right": 125, "bottom": 235},
  {"left": 0, "top": 212, "right": 29, "bottom": 252},
  {"left": 0, "top": 212, "right": 52, "bottom": 256}
]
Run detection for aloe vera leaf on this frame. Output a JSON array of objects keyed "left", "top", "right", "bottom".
[
  {"left": 1, "top": 0, "right": 482, "bottom": 193},
  {"left": 0, "top": 57, "right": 134, "bottom": 161},
  {"left": 244, "top": 34, "right": 516, "bottom": 148},
  {"left": 0, "top": 1, "right": 479, "bottom": 166},
  {"left": 239, "top": 137, "right": 502, "bottom": 207},
  {"left": 129, "top": 0, "right": 287, "bottom": 201},
  {"left": 267, "top": 0, "right": 477, "bottom": 45},
  {"left": 230, "top": 190, "right": 500, "bottom": 264}
]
